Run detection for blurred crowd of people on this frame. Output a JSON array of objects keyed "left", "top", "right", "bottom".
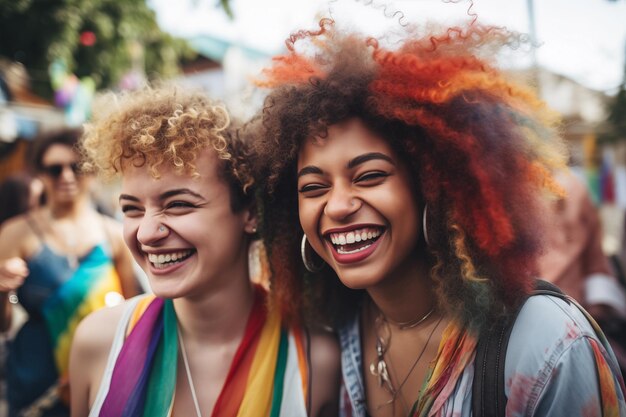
[{"left": 0, "top": 128, "right": 141, "bottom": 416}]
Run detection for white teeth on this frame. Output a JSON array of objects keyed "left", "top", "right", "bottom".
[
  {"left": 337, "top": 242, "right": 373, "bottom": 254},
  {"left": 148, "top": 250, "right": 193, "bottom": 267},
  {"left": 329, "top": 228, "right": 383, "bottom": 247}
]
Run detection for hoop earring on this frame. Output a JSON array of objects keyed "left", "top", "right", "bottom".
[
  {"left": 301, "top": 234, "right": 324, "bottom": 273},
  {"left": 422, "top": 204, "right": 431, "bottom": 246}
]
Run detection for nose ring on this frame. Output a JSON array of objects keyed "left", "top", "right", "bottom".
[{"left": 159, "top": 225, "right": 166, "bottom": 232}]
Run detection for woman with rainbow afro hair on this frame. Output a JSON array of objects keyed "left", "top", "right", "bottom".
[{"left": 251, "top": 18, "right": 626, "bottom": 417}]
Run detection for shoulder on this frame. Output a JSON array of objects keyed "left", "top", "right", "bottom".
[
  {"left": 100, "top": 215, "right": 128, "bottom": 254},
  {"left": 101, "top": 215, "right": 124, "bottom": 243},
  {"left": 504, "top": 294, "right": 624, "bottom": 415},
  {"left": 0, "top": 213, "right": 37, "bottom": 256},
  {"left": 306, "top": 327, "right": 341, "bottom": 417},
  {"left": 101, "top": 214, "right": 122, "bottom": 233},
  {"left": 70, "top": 295, "right": 148, "bottom": 413},
  {"left": 510, "top": 293, "right": 596, "bottom": 345},
  {"left": 72, "top": 298, "right": 132, "bottom": 360},
  {"left": 309, "top": 327, "right": 341, "bottom": 372}
]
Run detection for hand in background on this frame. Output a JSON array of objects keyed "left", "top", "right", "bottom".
[{"left": 0, "top": 257, "right": 29, "bottom": 292}]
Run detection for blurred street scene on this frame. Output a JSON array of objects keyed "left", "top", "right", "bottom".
[{"left": 1, "top": 0, "right": 626, "bottom": 415}]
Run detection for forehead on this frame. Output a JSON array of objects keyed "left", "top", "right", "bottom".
[
  {"left": 120, "top": 147, "right": 227, "bottom": 196},
  {"left": 298, "top": 118, "right": 396, "bottom": 167},
  {"left": 41, "top": 144, "right": 78, "bottom": 164}
]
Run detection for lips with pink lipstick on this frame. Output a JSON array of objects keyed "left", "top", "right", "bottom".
[{"left": 325, "top": 225, "right": 385, "bottom": 263}]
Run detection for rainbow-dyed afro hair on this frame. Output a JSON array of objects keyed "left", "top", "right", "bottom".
[{"left": 253, "top": 19, "right": 567, "bottom": 329}]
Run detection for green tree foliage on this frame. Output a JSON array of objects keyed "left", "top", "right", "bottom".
[
  {"left": 0, "top": 0, "right": 195, "bottom": 99},
  {"left": 603, "top": 58, "right": 626, "bottom": 143},
  {"left": 606, "top": 84, "right": 626, "bottom": 142}
]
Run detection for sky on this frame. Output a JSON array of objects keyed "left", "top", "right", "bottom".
[{"left": 149, "top": 0, "right": 626, "bottom": 94}]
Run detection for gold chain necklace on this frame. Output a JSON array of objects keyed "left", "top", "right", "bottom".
[
  {"left": 385, "top": 307, "right": 435, "bottom": 330},
  {"left": 369, "top": 309, "right": 443, "bottom": 414}
]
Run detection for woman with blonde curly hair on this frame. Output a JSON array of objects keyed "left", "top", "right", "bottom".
[
  {"left": 69, "top": 86, "right": 339, "bottom": 417},
  {"left": 251, "top": 19, "right": 626, "bottom": 417}
]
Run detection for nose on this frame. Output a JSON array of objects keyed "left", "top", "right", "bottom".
[
  {"left": 324, "top": 185, "right": 362, "bottom": 220},
  {"left": 59, "top": 164, "right": 77, "bottom": 182},
  {"left": 136, "top": 215, "right": 169, "bottom": 246}
]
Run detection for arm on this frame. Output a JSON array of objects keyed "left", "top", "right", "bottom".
[
  {"left": 0, "top": 218, "right": 30, "bottom": 331},
  {"left": 105, "top": 218, "right": 142, "bottom": 298},
  {"left": 530, "top": 336, "right": 625, "bottom": 416},
  {"left": 308, "top": 329, "right": 341, "bottom": 417},
  {"left": 70, "top": 301, "right": 127, "bottom": 417},
  {"left": 579, "top": 191, "right": 626, "bottom": 319},
  {"left": 505, "top": 295, "right": 625, "bottom": 417}
]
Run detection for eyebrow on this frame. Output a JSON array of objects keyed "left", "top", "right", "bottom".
[
  {"left": 347, "top": 152, "right": 395, "bottom": 169},
  {"left": 297, "top": 166, "right": 324, "bottom": 178},
  {"left": 119, "top": 188, "right": 205, "bottom": 203},
  {"left": 297, "top": 152, "right": 395, "bottom": 178}
]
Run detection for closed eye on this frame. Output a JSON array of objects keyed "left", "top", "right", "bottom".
[
  {"left": 166, "top": 201, "right": 196, "bottom": 210},
  {"left": 121, "top": 205, "right": 143, "bottom": 216},
  {"left": 355, "top": 171, "right": 389, "bottom": 184},
  {"left": 298, "top": 183, "right": 329, "bottom": 195}
]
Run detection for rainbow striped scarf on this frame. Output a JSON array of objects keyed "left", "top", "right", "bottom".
[
  {"left": 409, "top": 317, "right": 625, "bottom": 417},
  {"left": 99, "top": 287, "right": 306, "bottom": 417},
  {"left": 42, "top": 244, "right": 122, "bottom": 388}
]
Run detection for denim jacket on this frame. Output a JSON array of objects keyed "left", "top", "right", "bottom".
[{"left": 338, "top": 295, "right": 626, "bottom": 417}]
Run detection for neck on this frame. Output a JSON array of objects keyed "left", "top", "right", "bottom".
[
  {"left": 173, "top": 266, "right": 256, "bottom": 345},
  {"left": 366, "top": 257, "right": 437, "bottom": 327},
  {"left": 48, "top": 197, "right": 90, "bottom": 220}
]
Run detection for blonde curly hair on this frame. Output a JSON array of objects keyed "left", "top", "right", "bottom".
[{"left": 81, "top": 85, "right": 255, "bottom": 211}]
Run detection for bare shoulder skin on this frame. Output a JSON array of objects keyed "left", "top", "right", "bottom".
[
  {"left": 309, "top": 328, "right": 341, "bottom": 417},
  {"left": 69, "top": 300, "right": 130, "bottom": 417}
]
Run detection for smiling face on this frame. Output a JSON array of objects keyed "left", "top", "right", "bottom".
[
  {"left": 119, "top": 147, "right": 256, "bottom": 299},
  {"left": 39, "top": 143, "right": 91, "bottom": 205},
  {"left": 297, "top": 118, "right": 422, "bottom": 290}
]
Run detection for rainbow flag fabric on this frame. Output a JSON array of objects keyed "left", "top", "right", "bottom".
[
  {"left": 97, "top": 286, "right": 308, "bottom": 417},
  {"left": 42, "top": 244, "right": 123, "bottom": 388}
]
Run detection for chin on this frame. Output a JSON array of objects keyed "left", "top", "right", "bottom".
[
  {"left": 146, "top": 279, "right": 186, "bottom": 300},
  {"left": 336, "top": 270, "right": 384, "bottom": 290}
]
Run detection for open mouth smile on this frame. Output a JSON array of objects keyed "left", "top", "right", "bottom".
[
  {"left": 325, "top": 226, "right": 385, "bottom": 263},
  {"left": 147, "top": 249, "right": 195, "bottom": 269}
]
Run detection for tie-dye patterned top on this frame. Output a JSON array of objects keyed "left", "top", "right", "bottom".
[{"left": 339, "top": 294, "right": 626, "bottom": 417}]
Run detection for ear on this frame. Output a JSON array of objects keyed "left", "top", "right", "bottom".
[{"left": 242, "top": 202, "right": 258, "bottom": 235}]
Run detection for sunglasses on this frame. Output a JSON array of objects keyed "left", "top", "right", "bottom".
[{"left": 41, "top": 162, "right": 82, "bottom": 178}]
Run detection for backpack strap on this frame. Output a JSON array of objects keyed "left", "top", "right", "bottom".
[{"left": 471, "top": 279, "right": 568, "bottom": 417}]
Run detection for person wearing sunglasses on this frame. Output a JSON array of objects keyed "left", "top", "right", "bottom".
[{"left": 0, "top": 128, "right": 140, "bottom": 417}]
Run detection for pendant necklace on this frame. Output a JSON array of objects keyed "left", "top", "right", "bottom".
[
  {"left": 47, "top": 211, "right": 79, "bottom": 269},
  {"left": 177, "top": 326, "right": 203, "bottom": 417},
  {"left": 369, "top": 303, "right": 443, "bottom": 414}
]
